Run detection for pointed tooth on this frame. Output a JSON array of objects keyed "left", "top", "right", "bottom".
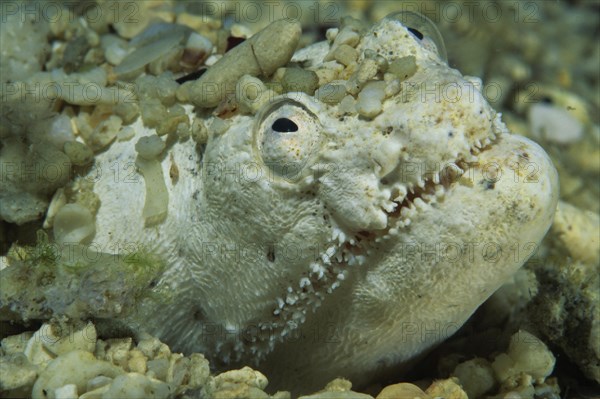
[
  {"left": 435, "top": 186, "right": 446, "bottom": 197},
  {"left": 414, "top": 197, "right": 427, "bottom": 210},
  {"left": 422, "top": 193, "right": 434, "bottom": 202}
]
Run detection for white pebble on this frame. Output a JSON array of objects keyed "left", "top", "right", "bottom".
[
  {"left": 209, "top": 117, "right": 230, "bottom": 136},
  {"left": 528, "top": 103, "right": 584, "bottom": 144},
  {"left": 90, "top": 115, "right": 122, "bottom": 151},
  {"left": 356, "top": 81, "right": 386, "bottom": 118},
  {"left": 104, "top": 40, "right": 129, "bottom": 66},
  {"left": 53, "top": 384, "right": 78, "bottom": 399},
  {"left": 48, "top": 114, "right": 75, "bottom": 148},
  {"left": 117, "top": 126, "right": 135, "bottom": 141},
  {"left": 338, "top": 95, "right": 356, "bottom": 115},
  {"left": 186, "top": 32, "right": 212, "bottom": 52},
  {"left": 315, "top": 83, "right": 346, "bottom": 104},
  {"left": 325, "top": 27, "right": 339, "bottom": 43},
  {"left": 325, "top": 27, "right": 360, "bottom": 61}
]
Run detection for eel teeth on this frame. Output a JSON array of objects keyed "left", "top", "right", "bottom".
[{"left": 414, "top": 197, "right": 427, "bottom": 210}]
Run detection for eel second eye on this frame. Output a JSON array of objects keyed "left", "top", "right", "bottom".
[
  {"left": 407, "top": 27, "right": 424, "bottom": 40},
  {"left": 385, "top": 10, "right": 447, "bottom": 62},
  {"left": 272, "top": 118, "right": 299, "bottom": 132}
]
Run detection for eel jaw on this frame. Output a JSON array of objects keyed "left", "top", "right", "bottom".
[
  {"left": 233, "top": 123, "right": 503, "bottom": 362},
  {"left": 258, "top": 132, "right": 558, "bottom": 394}
]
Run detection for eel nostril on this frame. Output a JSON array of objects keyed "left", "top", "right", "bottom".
[{"left": 193, "top": 307, "right": 206, "bottom": 321}]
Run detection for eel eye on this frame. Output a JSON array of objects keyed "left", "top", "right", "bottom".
[
  {"left": 255, "top": 100, "right": 321, "bottom": 180},
  {"left": 272, "top": 117, "right": 299, "bottom": 132},
  {"left": 386, "top": 11, "right": 447, "bottom": 62}
]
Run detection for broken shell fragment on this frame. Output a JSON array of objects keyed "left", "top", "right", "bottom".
[{"left": 53, "top": 203, "right": 96, "bottom": 245}]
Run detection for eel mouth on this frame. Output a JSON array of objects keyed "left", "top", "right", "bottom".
[
  {"left": 234, "top": 134, "right": 500, "bottom": 363},
  {"left": 254, "top": 173, "right": 456, "bottom": 337},
  {"left": 381, "top": 137, "right": 498, "bottom": 231},
  {"left": 301, "top": 133, "right": 502, "bottom": 286}
]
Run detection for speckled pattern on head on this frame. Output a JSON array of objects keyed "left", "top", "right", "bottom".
[{"left": 84, "top": 16, "right": 558, "bottom": 394}]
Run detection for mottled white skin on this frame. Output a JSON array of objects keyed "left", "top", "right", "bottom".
[{"left": 88, "top": 17, "right": 558, "bottom": 394}]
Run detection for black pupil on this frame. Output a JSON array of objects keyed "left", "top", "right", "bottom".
[
  {"left": 272, "top": 118, "right": 298, "bottom": 132},
  {"left": 408, "top": 27, "right": 424, "bottom": 40}
]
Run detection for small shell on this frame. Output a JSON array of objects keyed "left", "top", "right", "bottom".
[{"left": 42, "top": 188, "right": 67, "bottom": 229}]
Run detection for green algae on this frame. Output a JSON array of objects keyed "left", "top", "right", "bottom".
[{"left": 0, "top": 230, "right": 166, "bottom": 324}]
